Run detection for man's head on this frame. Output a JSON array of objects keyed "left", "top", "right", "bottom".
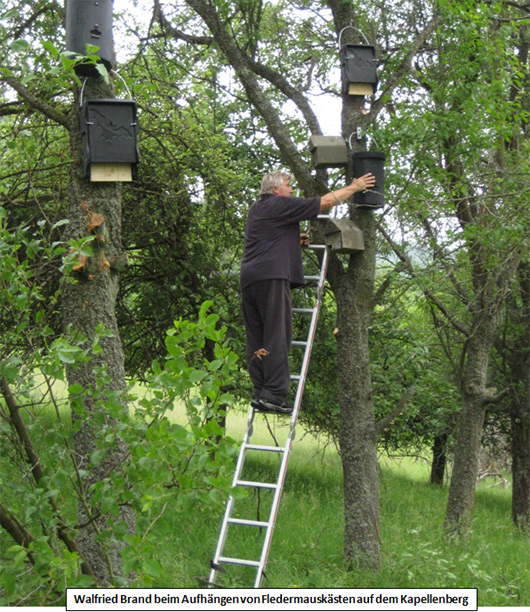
[{"left": 260, "top": 170, "right": 294, "bottom": 197}]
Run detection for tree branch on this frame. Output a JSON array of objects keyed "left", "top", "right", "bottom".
[
  {"left": 0, "top": 375, "right": 93, "bottom": 577},
  {"left": 11, "top": 2, "right": 64, "bottom": 40},
  {"left": 371, "top": 262, "right": 406, "bottom": 310},
  {"left": 420, "top": 216, "right": 471, "bottom": 306},
  {"left": 371, "top": 15, "right": 438, "bottom": 119},
  {"left": 3, "top": 77, "right": 70, "bottom": 129},
  {"left": 184, "top": 0, "right": 317, "bottom": 193},
  {"left": 376, "top": 383, "right": 417, "bottom": 437},
  {"left": 377, "top": 222, "right": 471, "bottom": 337},
  {"left": 153, "top": 0, "right": 213, "bottom": 45},
  {"left": 0, "top": 499, "right": 36, "bottom": 563},
  {"left": 247, "top": 57, "right": 323, "bottom": 135}
]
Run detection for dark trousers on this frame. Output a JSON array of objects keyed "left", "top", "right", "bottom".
[{"left": 242, "top": 279, "right": 292, "bottom": 403}]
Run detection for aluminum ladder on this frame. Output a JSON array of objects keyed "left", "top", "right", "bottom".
[{"left": 208, "top": 235, "right": 330, "bottom": 588}]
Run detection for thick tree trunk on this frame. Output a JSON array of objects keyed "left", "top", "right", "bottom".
[
  {"left": 511, "top": 393, "right": 530, "bottom": 532},
  {"left": 321, "top": 11, "right": 382, "bottom": 567},
  {"left": 444, "top": 325, "right": 496, "bottom": 537},
  {"left": 330, "top": 213, "right": 381, "bottom": 570},
  {"left": 63, "top": 77, "right": 134, "bottom": 585},
  {"left": 510, "top": 263, "right": 530, "bottom": 532},
  {"left": 430, "top": 432, "right": 448, "bottom": 486}
]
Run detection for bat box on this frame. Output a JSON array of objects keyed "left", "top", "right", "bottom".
[
  {"left": 81, "top": 99, "right": 139, "bottom": 181},
  {"left": 352, "top": 151, "right": 386, "bottom": 209},
  {"left": 325, "top": 219, "right": 364, "bottom": 253},
  {"left": 340, "top": 44, "right": 378, "bottom": 96},
  {"left": 309, "top": 135, "right": 348, "bottom": 169},
  {"left": 65, "top": 0, "right": 113, "bottom": 76}
]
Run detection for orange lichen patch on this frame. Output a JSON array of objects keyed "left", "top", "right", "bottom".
[
  {"left": 88, "top": 213, "right": 105, "bottom": 232},
  {"left": 73, "top": 254, "right": 88, "bottom": 271}
]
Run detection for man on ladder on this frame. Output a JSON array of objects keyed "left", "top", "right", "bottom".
[{"left": 240, "top": 169, "right": 375, "bottom": 415}]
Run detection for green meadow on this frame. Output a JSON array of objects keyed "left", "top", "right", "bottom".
[{"left": 141, "top": 407, "right": 530, "bottom": 607}]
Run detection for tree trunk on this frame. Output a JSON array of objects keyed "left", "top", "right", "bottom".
[
  {"left": 444, "top": 324, "right": 496, "bottom": 537},
  {"left": 511, "top": 393, "right": 530, "bottom": 532},
  {"left": 510, "top": 263, "right": 530, "bottom": 532},
  {"left": 430, "top": 432, "right": 448, "bottom": 486},
  {"left": 63, "top": 76, "right": 134, "bottom": 585},
  {"left": 327, "top": 16, "right": 382, "bottom": 565},
  {"left": 330, "top": 213, "right": 381, "bottom": 570}
]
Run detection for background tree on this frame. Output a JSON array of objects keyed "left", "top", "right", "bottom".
[
  {"left": 493, "top": 262, "right": 530, "bottom": 531},
  {"left": 376, "top": 0, "right": 529, "bottom": 536}
]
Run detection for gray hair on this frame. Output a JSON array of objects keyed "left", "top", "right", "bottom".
[{"left": 259, "top": 170, "right": 294, "bottom": 195}]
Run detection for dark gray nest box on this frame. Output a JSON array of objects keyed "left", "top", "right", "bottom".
[
  {"left": 81, "top": 99, "right": 139, "bottom": 182},
  {"left": 325, "top": 219, "right": 364, "bottom": 254},
  {"left": 340, "top": 44, "right": 378, "bottom": 96},
  {"left": 352, "top": 151, "right": 386, "bottom": 209},
  {"left": 309, "top": 135, "right": 349, "bottom": 169},
  {"left": 65, "top": 0, "right": 113, "bottom": 76}
]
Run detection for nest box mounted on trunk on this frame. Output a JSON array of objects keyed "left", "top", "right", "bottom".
[
  {"left": 325, "top": 218, "right": 364, "bottom": 254},
  {"left": 309, "top": 135, "right": 349, "bottom": 169},
  {"left": 81, "top": 99, "right": 140, "bottom": 182},
  {"left": 65, "top": 0, "right": 113, "bottom": 77},
  {"left": 352, "top": 151, "right": 386, "bottom": 208},
  {"left": 340, "top": 44, "right": 378, "bottom": 96}
]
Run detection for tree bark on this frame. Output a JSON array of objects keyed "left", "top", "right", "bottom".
[
  {"left": 510, "top": 263, "right": 530, "bottom": 532},
  {"left": 326, "top": 3, "right": 382, "bottom": 565},
  {"left": 430, "top": 432, "right": 448, "bottom": 486},
  {"left": 511, "top": 390, "right": 530, "bottom": 533},
  {"left": 331, "top": 214, "right": 381, "bottom": 568},
  {"left": 63, "top": 75, "right": 134, "bottom": 585},
  {"left": 444, "top": 320, "right": 497, "bottom": 536}
]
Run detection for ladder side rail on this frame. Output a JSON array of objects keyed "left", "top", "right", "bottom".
[
  {"left": 253, "top": 439, "right": 294, "bottom": 587},
  {"left": 208, "top": 496, "right": 237, "bottom": 585}
]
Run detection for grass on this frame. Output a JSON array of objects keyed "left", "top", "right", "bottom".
[
  {"left": 2, "top": 391, "right": 528, "bottom": 607},
  {"left": 145, "top": 407, "right": 530, "bottom": 606}
]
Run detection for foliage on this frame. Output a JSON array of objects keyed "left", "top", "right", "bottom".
[{"left": 0, "top": 212, "right": 241, "bottom": 603}]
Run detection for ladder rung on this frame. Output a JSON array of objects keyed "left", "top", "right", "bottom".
[
  {"left": 228, "top": 517, "right": 270, "bottom": 528},
  {"left": 292, "top": 307, "right": 314, "bottom": 314},
  {"left": 218, "top": 556, "right": 260, "bottom": 568},
  {"left": 236, "top": 479, "right": 279, "bottom": 490},
  {"left": 245, "top": 443, "right": 285, "bottom": 453},
  {"left": 290, "top": 374, "right": 301, "bottom": 381},
  {"left": 292, "top": 340, "right": 308, "bottom": 347},
  {"left": 317, "top": 214, "right": 330, "bottom": 219},
  {"left": 304, "top": 276, "right": 320, "bottom": 282},
  {"left": 307, "top": 244, "right": 326, "bottom": 250}
]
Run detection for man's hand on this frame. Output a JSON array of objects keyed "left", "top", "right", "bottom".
[
  {"left": 319, "top": 173, "right": 377, "bottom": 212},
  {"left": 300, "top": 232, "right": 310, "bottom": 247},
  {"left": 352, "top": 173, "right": 376, "bottom": 192}
]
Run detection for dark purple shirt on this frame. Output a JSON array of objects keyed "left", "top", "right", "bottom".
[{"left": 240, "top": 194, "right": 321, "bottom": 289}]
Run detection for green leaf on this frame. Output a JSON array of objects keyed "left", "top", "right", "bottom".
[
  {"left": 68, "top": 384, "right": 85, "bottom": 396},
  {"left": 11, "top": 39, "right": 30, "bottom": 52},
  {"left": 42, "top": 40, "right": 59, "bottom": 60},
  {"left": 95, "top": 62, "right": 110, "bottom": 83}
]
